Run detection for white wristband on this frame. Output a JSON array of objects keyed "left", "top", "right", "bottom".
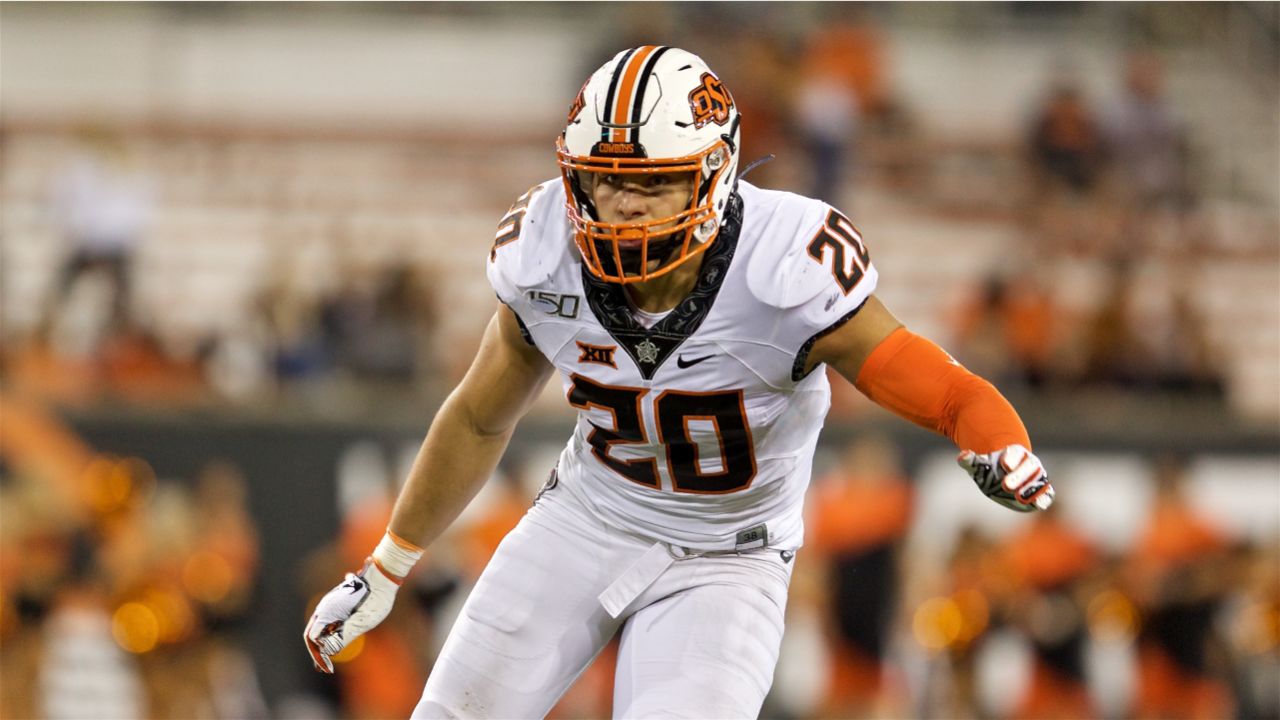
[{"left": 371, "top": 531, "right": 424, "bottom": 579}]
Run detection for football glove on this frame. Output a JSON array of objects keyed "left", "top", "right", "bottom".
[
  {"left": 304, "top": 532, "right": 422, "bottom": 673},
  {"left": 957, "top": 443, "right": 1054, "bottom": 512}
]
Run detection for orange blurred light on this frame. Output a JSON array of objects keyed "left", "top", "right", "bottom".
[
  {"left": 83, "top": 457, "right": 123, "bottom": 513},
  {"left": 119, "top": 457, "right": 156, "bottom": 502},
  {"left": 112, "top": 601, "right": 160, "bottom": 653},
  {"left": 952, "top": 588, "right": 990, "bottom": 645},
  {"left": 1265, "top": 602, "right": 1280, "bottom": 650},
  {"left": 143, "top": 587, "right": 196, "bottom": 644},
  {"left": 0, "top": 591, "right": 16, "bottom": 639},
  {"left": 183, "top": 551, "right": 234, "bottom": 604},
  {"left": 913, "top": 596, "right": 963, "bottom": 651},
  {"left": 82, "top": 456, "right": 157, "bottom": 515},
  {"left": 1087, "top": 590, "right": 1139, "bottom": 641},
  {"left": 1237, "top": 600, "right": 1280, "bottom": 655},
  {"left": 333, "top": 632, "right": 366, "bottom": 664}
]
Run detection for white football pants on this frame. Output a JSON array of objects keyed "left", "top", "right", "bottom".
[{"left": 412, "top": 480, "right": 793, "bottom": 719}]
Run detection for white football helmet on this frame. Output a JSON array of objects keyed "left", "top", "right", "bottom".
[{"left": 557, "top": 46, "right": 742, "bottom": 283}]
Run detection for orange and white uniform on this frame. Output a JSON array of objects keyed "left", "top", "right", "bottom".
[
  {"left": 488, "top": 178, "right": 877, "bottom": 553},
  {"left": 416, "top": 179, "right": 877, "bottom": 719}
]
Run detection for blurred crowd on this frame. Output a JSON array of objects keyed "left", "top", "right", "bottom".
[
  {"left": 950, "top": 51, "right": 1225, "bottom": 396},
  {"left": 295, "top": 436, "right": 1280, "bottom": 719},
  {"left": 5, "top": 17, "right": 1269, "bottom": 418},
  {"left": 1, "top": 7, "right": 1276, "bottom": 720},
  {"left": 0, "top": 397, "right": 265, "bottom": 719},
  {"left": 779, "top": 440, "right": 1279, "bottom": 720},
  {"left": 7, "top": 127, "right": 446, "bottom": 410},
  {"left": 1, "top": 380, "right": 1276, "bottom": 719}
]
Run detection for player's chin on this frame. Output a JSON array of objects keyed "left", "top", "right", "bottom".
[
  {"left": 597, "top": 237, "right": 680, "bottom": 279},
  {"left": 632, "top": 242, "right": 682, "bottom": 277}
]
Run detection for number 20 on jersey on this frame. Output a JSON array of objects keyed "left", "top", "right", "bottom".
[
  {"left": 568, "top": 374, "right": 757, "bottom": 494},
  {"left": 807, "top": 209, "right": 871, "bottom": 295}
]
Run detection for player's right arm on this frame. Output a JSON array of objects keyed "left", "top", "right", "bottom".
[
  {"left": 387, "top": 304, "right": 553, "bottom": 547},
  {"left": 304, "top": 303, "right": 552, "bottom": 673}
]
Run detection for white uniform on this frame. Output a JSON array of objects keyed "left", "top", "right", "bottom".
[{"left": 414, "top": 180, "right": 877, "bottom": 719}]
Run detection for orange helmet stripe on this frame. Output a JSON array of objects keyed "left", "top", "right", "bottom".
[{"left": 611, "top": 45, "right": 660, "bottom": 143}]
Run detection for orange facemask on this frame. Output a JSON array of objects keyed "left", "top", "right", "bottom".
[{"left": 557, "top": 136, "right": 733, "bottom": 284}]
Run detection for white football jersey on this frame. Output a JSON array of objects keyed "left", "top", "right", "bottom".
[{"left": 487, "top": 180, "right": 878, "bottom": 551}]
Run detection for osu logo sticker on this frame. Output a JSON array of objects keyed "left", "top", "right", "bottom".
[{"left": 688, "top": 73, "right": 734, "bottom": 129}]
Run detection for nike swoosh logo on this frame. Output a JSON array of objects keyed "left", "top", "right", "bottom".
[
  {"left": 676, "top": 354, "right": 713, "bottom": 369},
  {"left": 343, "top": 580, "right": 365, "bottom": 594}
]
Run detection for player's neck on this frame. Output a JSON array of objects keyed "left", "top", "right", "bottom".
[{"left": 624, "top": 255, "right": 705, "bottom": 314}]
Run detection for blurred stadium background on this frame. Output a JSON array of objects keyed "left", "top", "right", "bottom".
[{"left": 1, "top": 3, "right": 1277, "bottom": 719}]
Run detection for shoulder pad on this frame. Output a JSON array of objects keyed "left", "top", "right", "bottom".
[
  {"left": 486, "top": 179, "right": 571, "bottom": 302},
  {"left": 743, "top": 187, "right": 837, "bottom": 309}
]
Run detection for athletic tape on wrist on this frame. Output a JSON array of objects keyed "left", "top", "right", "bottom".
[{"left": 371, "top": 532, "right": 423, "bottom": 579}]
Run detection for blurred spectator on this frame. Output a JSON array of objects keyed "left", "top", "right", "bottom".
[
  {"left": 189, "top": 461, "right": 261, "bottom": 624},
  {"left": 457, "top": 468, "right": 531, "bottom": 582},
  {"left": 911, "top": 525, "right": 1001, "bottom": 719},
  {"left": 1029, "top": 83, "right": 1106, "bottom": 197},
  {"left": 42, "top": 125, "right": 154, "bottom": 342},
  {"left": 0, "top": 400, "right": 271, "bottom": 719},
  {"left": 1143, "top": 279, "right": 1224, "bottom": 396},
  {"left": 320, "top": 262, "right": 441, "bottom": 385},
  {"left": 1078, "top": 257, "right": 1149, "bottom": 389},
  {"left": 99, "top": 320, "right": 208, "bottom": 405},
  {"left": 794, "top": 70, "right": 860, "bottom": 206},
  {"left": 1127, "top": 455, "right": 1235, "bottom": 720},
  {"left": 0, "top": 483, "right": 140, "bottom": 720},
  {"left": 801, "top": 21, "right": 889, "bottom": 117},
  {"left": 998, "top": 506, "right": 1100, "bottom": 720},
  {"left": 258, "top": 278, "right": 332, "bottom": 384},
  {"left": 953, "top": 271, "right": 1062, "bottom": 389},
  {"left": 1219, "top": 540, "right": 1280, "bottom": 719},
  {"left": 1103, "top": 52, "right": 1192, "bottom": 211},
  {"left": 38, "top": 538, "right": 149, "bottom": 720},
  {"left": 808, "top": 435, "right": 914, "bottom": 718},
  {"left": 795, "top": 22, "right": 887, "bottom": 204},
  {"left": 726, "top": 35, "right": 795, "bottom": 189}
]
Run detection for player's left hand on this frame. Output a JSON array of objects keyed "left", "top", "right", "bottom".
[{"left": 957, "top": 443, "right": 1054, "bottom": 512}]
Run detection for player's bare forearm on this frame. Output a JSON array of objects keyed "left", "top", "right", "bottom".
[
  {"left": 305, "top": 298, "right": 551, "bottom": 674},
  {"left": 388, "top": 305, "right": 553, "bottom": 547}
]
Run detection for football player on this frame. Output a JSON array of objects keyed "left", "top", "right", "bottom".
[{"left": 305, "top": 46, "right": 1054, "bottom": 718}]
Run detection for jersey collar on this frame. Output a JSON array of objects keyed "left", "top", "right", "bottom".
[{"left": 581, "top": 192, "right": 743, "bottom": 380}]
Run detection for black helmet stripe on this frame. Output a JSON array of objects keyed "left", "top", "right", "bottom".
[{"left": 628, "top": 46, "right": 671, "bottom": 144}]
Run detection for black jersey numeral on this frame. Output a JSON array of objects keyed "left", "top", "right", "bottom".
[
  {"left": 656, "top": 389, "right": 757, "bottom": 493},
  {"left": 568, "top": 375, "right": 757, "bottom": 494},
  {"left": 806, "top": 209, "right": 871, "bottom": 295},
  {"left": 491, "top": 184, "right": 545, "bottom": 260},
  {"left": 567, "top": 375, "right": 659, "bottom": 488}
]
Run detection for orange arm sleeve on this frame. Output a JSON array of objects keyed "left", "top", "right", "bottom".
[{"left": 853, "top": 328, "right": 1030, "bottom": 453}]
